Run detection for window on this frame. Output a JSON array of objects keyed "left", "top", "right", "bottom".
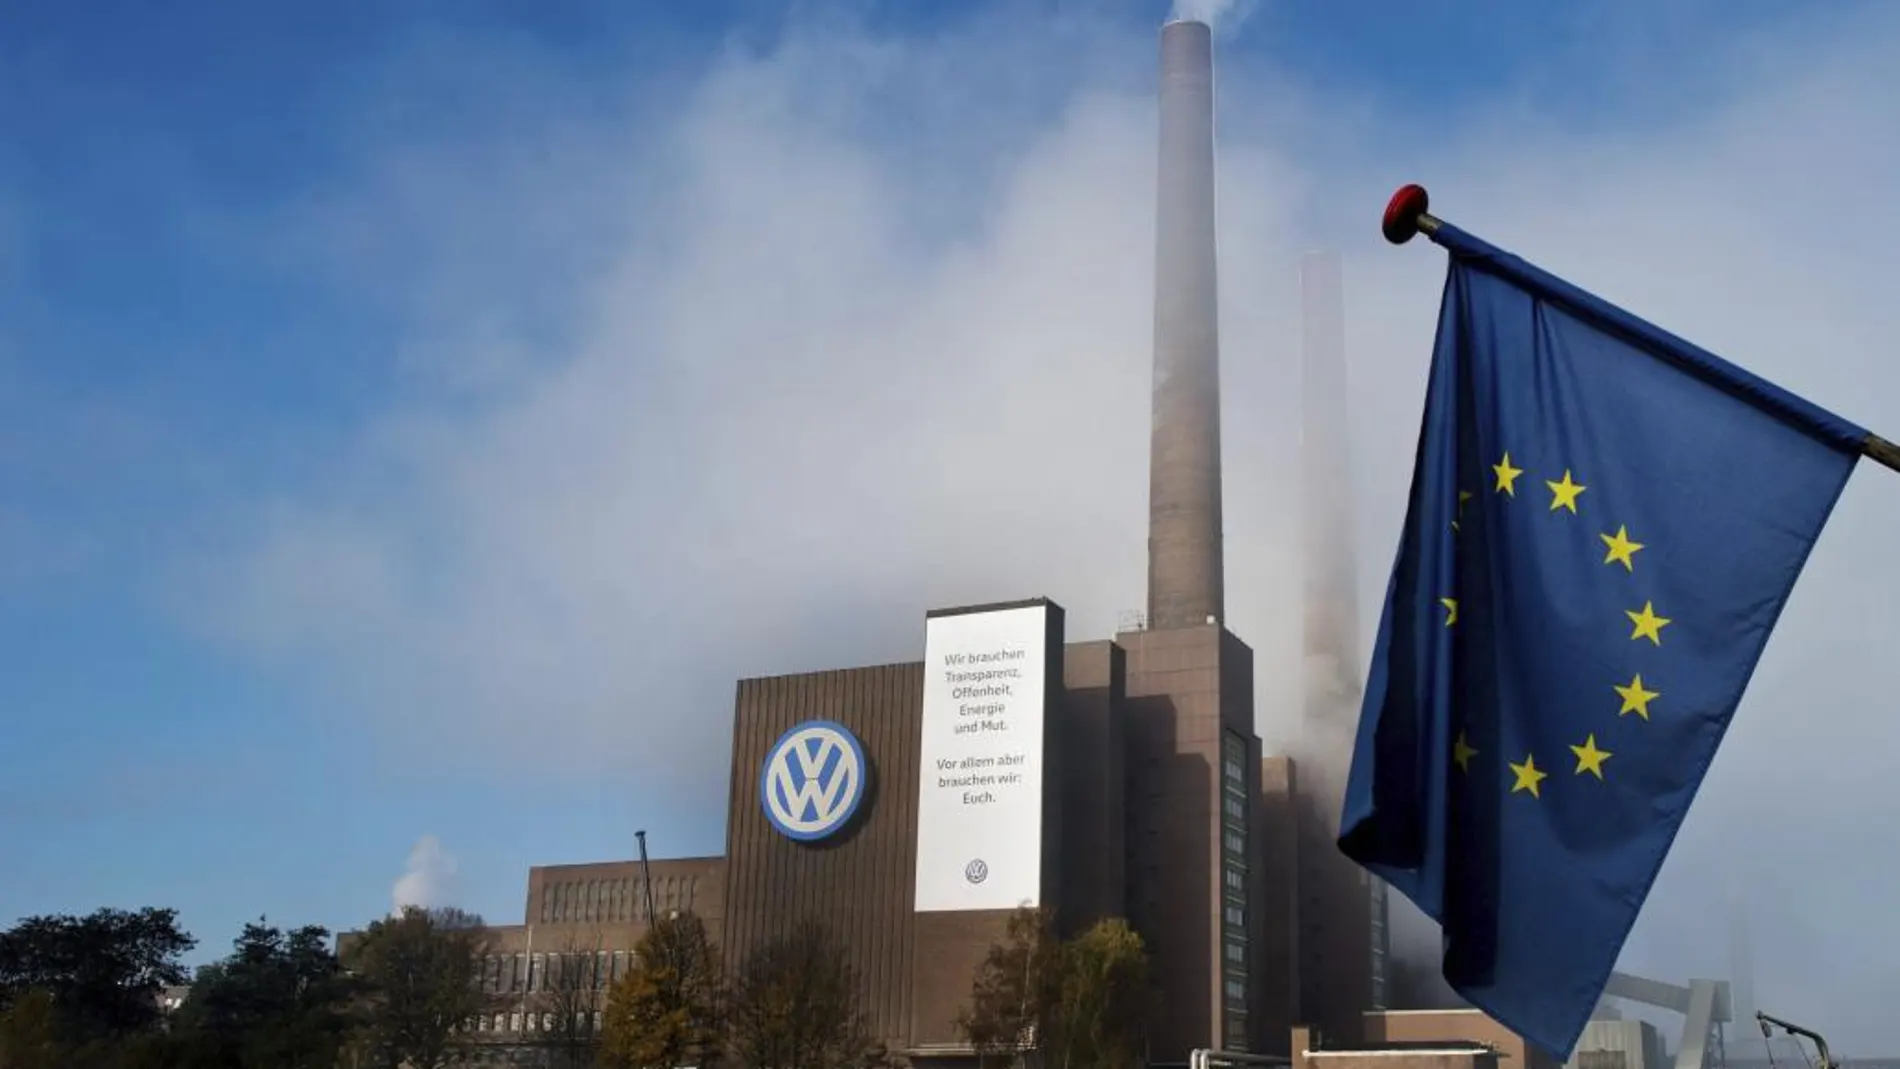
[
  {"left": 1225, "top": 1011, "right": 1250, "bottom": 1051},
  {"left": 510, "top": 1013, "right": 521, "bottom": 1032},
  {"left": 530, "top": 954, "right": 544, "bottom": 992},
  {"left": 613, "top": 951, "right": 627, "bottom": 980},
  {"left": 593, "top": 1011, "right": 604, "bottom": 1032},
  {"left": 1220, "top": 730, "right": 1251, "bottom": 1020}
]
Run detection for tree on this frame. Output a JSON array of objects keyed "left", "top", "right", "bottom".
[
  {"left": 1045, "top": 919, "right": 1147, "bottom": 1069},
  {"left": 345, "top": 906, "right": 493, "bottom": 1069},
  {"left": 728, "top": 920, "right": 880, "bottom": 1069},
  {"left": 599, "top": 912, "right": 723, "bottom": 1069},
  {"left": 166, "top": 918, "right": 356, "bottom": 1069},
  {"left": 0, "top": 907, "right": 195, "bottom": 1045},
  {"left": 0, "top": 988, "right": 60, "bottom": 1069},
  {"left": 538, "top": 931, "right": 607, "bottom": 1069},
  {"left": 958, "top": 908, "right": 1058, "bottom": 1068},
  {"left": 958, "top": 912, "right": 1149, "bottom": 1069}
]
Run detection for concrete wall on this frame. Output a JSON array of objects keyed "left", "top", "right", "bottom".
[
  {"left": 1568, "top": 1020, "right": 1666, "bottom": 1069},
  {"left": 1361, "top": 1009, "right": 1559, "bottom": 1069},
  {"left": 1302, "top": 1050, "right": 1500, "bottom": 1069}
]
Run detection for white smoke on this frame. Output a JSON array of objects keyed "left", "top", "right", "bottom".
[
  {"left": 391, "top": 835, "right": 459, "bottom": 915},
  {"left": 1167, "top": 0, "right": 1261, "bottom": 32}
]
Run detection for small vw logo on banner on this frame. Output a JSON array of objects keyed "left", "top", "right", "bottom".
[
  {"left": 964, "top": 859, "right": 989, "bottom": 885},
  {"left": 760, "top": 720, "right": 868, "bottom": 842}
]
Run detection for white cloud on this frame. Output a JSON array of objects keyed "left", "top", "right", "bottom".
[
  {"left": 392, "top": 835, "right": 459, "bottom": 914},
  {"left": 173, "top": 4, "right": 1900, "bottom": 1050},
  {"left": 1168, "top": 0, "right": 1262, "bottom": 33}
]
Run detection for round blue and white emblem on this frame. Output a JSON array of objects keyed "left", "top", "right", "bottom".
[{"left": 760, "top": 720, "right": 867, "bottom": 842}]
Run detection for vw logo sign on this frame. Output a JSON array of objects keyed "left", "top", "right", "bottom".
[
  {"left": 760, "top": 720, "right": 867, "bottom": 842},
  {"left": 964, "top": 859, "right": 989, "bottom": 885}
]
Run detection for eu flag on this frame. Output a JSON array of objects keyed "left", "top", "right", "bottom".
[{"left": 1338, "top": 219, "right": 1869, "bottom": 1057}]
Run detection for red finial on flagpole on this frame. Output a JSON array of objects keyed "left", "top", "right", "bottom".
[{"left": 1383, "top": 183, "right": 1437, "bottom": 245}]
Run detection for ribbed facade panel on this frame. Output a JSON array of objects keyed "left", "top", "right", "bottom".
[{"left": 723, "top": 663, "right": 924, "bottom": 1046}]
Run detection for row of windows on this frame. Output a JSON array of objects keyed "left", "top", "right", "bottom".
[
  {"left": 461, "top": 1011, "right": 601, "bottom": 1036},
  {"left": 480, "top": 951, "right": 633, "bottom": 994},
  {"left": 539, "top": 876, "right": 696, "bottom": 924},
  {"left": 1369, "top": 877, "right": 1391, "bottom": 1011},
  {"left": 1220, "top": 729, "right": 1251, "bottom": 1030}
]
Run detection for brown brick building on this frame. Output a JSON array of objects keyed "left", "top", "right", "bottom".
[{"left": 389, "top": 594, "right": 1387, "bottom": 1066}]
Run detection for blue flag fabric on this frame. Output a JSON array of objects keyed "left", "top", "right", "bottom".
[{"left": 1338, "top": 221, "right": 1866, "bottom": 1057}]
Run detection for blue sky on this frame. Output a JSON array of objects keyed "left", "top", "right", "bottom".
[{"left": 6, "top": 0, "right": 1900, "bottom": 1048}]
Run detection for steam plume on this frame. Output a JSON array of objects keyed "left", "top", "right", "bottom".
[
  {"left": 391, "top": 835, "right": 459, "bottom": 914},
  {"left": 1167, "top": 0, "right": 1261, "bottom": 32}
]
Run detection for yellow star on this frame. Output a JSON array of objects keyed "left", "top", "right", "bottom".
[
  {"left": 1493, "top": 452, "right": 1524, "bottom": 496},
  {"left": 1452, "top": 731, "right": 1478, "bottom": 772},
  {"left": 1546, "top": 469, "right": 1587, "bottom": 513},
  {"left": 1626, "top": 601, "right": 1671, "bottom": 645},
  {"left": 1453, "top": 490, "right": 1474, "bottom": 532},
  {"left": 1570, "top": 734, "right": 1613, "bottom": 779},
  {"left": 1508, "top": 754, "right": 1547, "bottom": 798},
  {"left": 1600, "top": 525, "right": 1644, "bottom": 571},
  {"left": 1614, "top": 674, "right": 1659, "bottom": 719},
  {"left": 1439, "top": 597, "right": 1459, "bottom": 627}
]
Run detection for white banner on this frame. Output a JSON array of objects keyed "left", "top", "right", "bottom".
[{"left": 914, "top": 604, "right": 1048, "bottom": 913}]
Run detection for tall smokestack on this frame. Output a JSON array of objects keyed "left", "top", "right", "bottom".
[
  {"left": 1147, "top": 19, "right": 1225, "bottom": 631},
  {"left": 1300, "top": 249, "right": 1362, "bottom": 806}
]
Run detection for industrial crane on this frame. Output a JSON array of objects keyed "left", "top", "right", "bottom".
[{"left": 1757, "top": 1011, "right": 1837, "bottom": 1069}]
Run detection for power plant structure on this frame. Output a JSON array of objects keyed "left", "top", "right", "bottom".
[{"left": 335, "top": 16, "right": 1690, "bottom": 1069}]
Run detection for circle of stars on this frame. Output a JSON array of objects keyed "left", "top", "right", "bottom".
[{"left": 1444, "top": 448, "right": 1674, "bottom": 801}]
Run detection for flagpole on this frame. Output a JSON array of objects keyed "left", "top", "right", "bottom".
[{"left": 1380, "top": 183, "right": 1900, "bottom": 476}]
